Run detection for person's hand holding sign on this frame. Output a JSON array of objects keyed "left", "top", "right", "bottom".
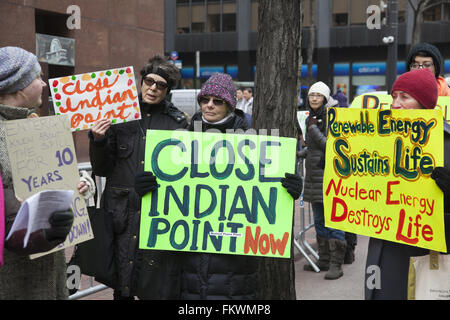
[
  {"left": 281, "top": 173, "right": 303, "bottom": 200},
  {"left": 431, "top": 166, "right": 450, "bottom": 212},
  {"left": 91, "top": 118, "right": 111, "bottom": 141}
]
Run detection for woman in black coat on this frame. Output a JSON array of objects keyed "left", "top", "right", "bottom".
[
  {"left": 178, "top": 73, "right": 303, "bottom": 299},
  {"left": 89, "top": 56, "right": 188, "bottom": 300},
  {"left": 365, "top": 68, "right": 450, "bottom": 299}
]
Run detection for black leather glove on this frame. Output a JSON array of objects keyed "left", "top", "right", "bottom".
[
  {"left": 135, "top": 171, "right": 158, "bottom": 197},
  {"left": 307, "top": 116, "right": 318, "bottom": 128},
  {"left": 42, "top": 209, "right": 74, "bottom": 242},
  {"left": 281, "top": 173, "right": 303, "bottom": 200},
  {"left": 431, "top": 166, "right": 450, "bottom": 211}
]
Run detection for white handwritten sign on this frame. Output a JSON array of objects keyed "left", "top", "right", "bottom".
[
  {"left": 4, "top": 115, "right": 93, "bottom": 258},
  {"left": 49, "top": 66, "right": 141, "bottom": 131}
]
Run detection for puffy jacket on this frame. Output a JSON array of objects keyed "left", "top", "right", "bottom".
[
  {"left": 181, "top": 109, "right": 261, "bottom": 300},
  {"left": 298, "top": 103, "right": 327, "bottom": 203},
  {"left": 89, "top": 98, "right": 188, "bottom": 299}
]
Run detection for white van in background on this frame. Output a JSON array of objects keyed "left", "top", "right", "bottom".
[{"left": 170, "top": 89, "right": 200, "bottom": 118}]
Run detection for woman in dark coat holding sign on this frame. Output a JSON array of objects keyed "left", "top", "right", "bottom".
[
  {"left": 365, "top": 68, "right": 450, "bottom": 299},
  {"left": 89, "top": 55, "right": 188, "bottom": 300},
  {"left": 178, "top": 73, "right": 302, "bottom": 299}
]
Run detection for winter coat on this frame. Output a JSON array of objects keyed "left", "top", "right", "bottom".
[
  {"left": 365, "top": 121, "right": 450, "bottom": 300},
  {"left": 181, "top": 109, "right": 261, "bottom": 300},
  {"left": 437, "top": 76, "right": 450, "bottom": 96},
  {"left": 89, "top": 98, "right": 188, "bottom": 299},
  {"left": 0, "top": 104, "right": 68, "bottom": 299},
  {"left": 298, "top": 102, "right": 327, "bottom": 203}
]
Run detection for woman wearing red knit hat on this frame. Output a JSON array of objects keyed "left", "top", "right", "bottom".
[{"left": 365, "top": 68, "right": 450, "bottom": 300}]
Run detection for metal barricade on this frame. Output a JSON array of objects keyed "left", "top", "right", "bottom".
[
  {"left": 69, "top": 163, "right": 109, "bottom": 300},
  {"left": 293, "top": 157, "right": 320, "bottom": 272}
]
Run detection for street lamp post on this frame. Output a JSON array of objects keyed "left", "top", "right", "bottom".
[{"left": 385, "top": 0, "right": 398, "bottom": 92}]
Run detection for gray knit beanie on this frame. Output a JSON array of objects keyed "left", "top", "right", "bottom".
[
  {"left": 197, "top": 73, "right": 237, "bottom": 110},
  {"left": 0, "top": 47, "right": 42, "bottom": 94}
]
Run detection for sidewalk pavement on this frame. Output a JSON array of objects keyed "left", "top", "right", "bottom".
[
  {"left": 293, "top": 202, "right": 368, "bottom": 300},
  {"left": 68, "top": 200, "right": 369, "bottom": 300}
]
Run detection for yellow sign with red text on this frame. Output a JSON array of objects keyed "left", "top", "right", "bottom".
[{"left": 323, "top": 108, "right": 447, "bottom": 252}]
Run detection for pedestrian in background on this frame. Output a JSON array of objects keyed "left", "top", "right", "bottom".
[
  {"left": 406, "top": 42, "right": 450, "bottom": 96},
  {"left": 365, "top": 68, "right": 450, "bottom": 299},
  {"left": 89, "top": 55, "right": 188, "bottom": 300},
  {"left": 235, "top": 87, "right": 251, "bottom": 127},
  {"left": 298, "top": 81, "right": 347, "bottom": 280},
  {"left": 0, "top": 46, "right": 76, "bottom": 299}
]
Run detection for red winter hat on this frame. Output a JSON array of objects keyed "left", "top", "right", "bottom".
[{"left": 391, "top": 68, "right": 438, "bottom": 109}]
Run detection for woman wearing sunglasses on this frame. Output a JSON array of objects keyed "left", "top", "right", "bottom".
[
  {"left": 179, "top": 73, "right": 302, "bottom": 299},
  {"left": 89, "top": 55, "right": 188, "bottom": 300}
]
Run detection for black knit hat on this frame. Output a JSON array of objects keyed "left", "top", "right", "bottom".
[{"left": 406, "top": 42, "right": 442, "bottom": 78}]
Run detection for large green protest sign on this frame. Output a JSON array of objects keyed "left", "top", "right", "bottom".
[{"left": 139, "top": 130, "right": 297, "bottom": 258}]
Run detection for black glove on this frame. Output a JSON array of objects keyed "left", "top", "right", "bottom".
[
  {"left": 135, "top": 171, "right": 158, "bottom": 197},
  {"left": 307, "top": 116, "right": 318, "bottom": 128},
  {"left": 281, "top": 173, "right": 303, "bottom": 200},
  {"left": 42, "top": 209, "right": 74, "bottom": 242},
  {"left": 431, "top": 166, "right": 450, "bottom": 211}
]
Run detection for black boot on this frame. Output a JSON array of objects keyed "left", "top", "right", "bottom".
[
  {"left": 324, "top": 238, "right": 346, "bottom": 280},
  {"left": 344, "top": 232, "right": 356, "bottom": 264},
  {"left": 304, "top": 235, "right": 330, "bottom": 271}
]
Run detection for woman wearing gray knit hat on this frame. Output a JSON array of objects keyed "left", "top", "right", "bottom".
[
  {"left": 406, "top": 42, "right": 450, "bottom": 96},
  {"left": 0, "top": 46, "right": 78, "bottom": 299}
]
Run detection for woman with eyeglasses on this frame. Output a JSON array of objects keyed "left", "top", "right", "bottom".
[
  {"left": 89, "top": 55, "right": 188, "bottom": 300},
  {"left": 406, "top": 42, "right": 450, "bottom": 96},
  {"left": 298, "top": 81, "right": 348, "bottom": 280},
  {"left": 179, "top": 73, "right": 302, "bottom": 299}
]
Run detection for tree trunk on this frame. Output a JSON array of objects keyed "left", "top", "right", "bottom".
[{"left": 253, "top": 0, "right": 302, "bottom": 300}]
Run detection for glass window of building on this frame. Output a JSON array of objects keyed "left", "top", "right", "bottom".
[
  {"left": 207, "top": 2, "right": 220, "bottom": 32},
  {"left": 333, "top": 0, "right": 348, "bottom": 26},
  {"left": 192, "top": 1, "right": 206, "bottom": 33},
  {"left": 222, "top": 1, "right": 236, "bottom": 32},
  {"left": 250, "top": 0, "right": 259, "bottom": 32},
  {"left": 176, "top": 0, "right": 190, "bottom": 33},
  {"left": 423, "top": 3, "right": 442, "bottom": 21},
  {"left": 350, "top": 0, "right": 366, "bottom": 25},
  {"left": 444, "top": 3, "right": 450, "bottom": 20}
]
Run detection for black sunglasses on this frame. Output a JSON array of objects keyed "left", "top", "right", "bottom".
[
  {"left": 199, "top": 97, "right": 225, "bottom": 106},
  {"left": 143, "top": 77, "right": 168, "bottom": 90}
]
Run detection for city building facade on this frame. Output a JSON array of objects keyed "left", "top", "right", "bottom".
[{"left": 165, "top": 0, "right": 450, "bottom": 101}]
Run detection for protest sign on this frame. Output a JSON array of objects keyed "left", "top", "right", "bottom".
[
  {"left": 350, "top": 93, "right": 450, "bottom": 122},
  {"left": 49, "top": 66, "right": 141, "bottom": 131},
  {"left": 139, "top": 130, "right": 297, "bottom": 258},
  {"left": 297, "top": 110, "right": 309, "bottom": 137},
  {"left": 323, "top": 108, "right": 447, "bottom": 252},
  {"left": 4, "top": 115, "right": 93, "bottom": 259}
]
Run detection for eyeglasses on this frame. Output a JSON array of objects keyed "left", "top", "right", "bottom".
[
  {"left": 410, "top": 62, "right": 434, "bottom": 70},
  {"left": 143, "top": 77, "right": 168, "bottom": 90},
  {"left": 199, "top": 97, "right": 225, "bottom": 106}
]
